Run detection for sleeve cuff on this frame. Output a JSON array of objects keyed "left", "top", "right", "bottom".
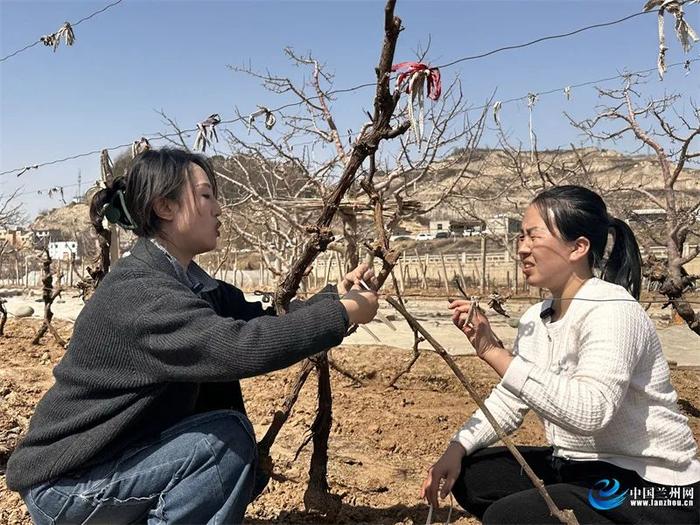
[
  {"left": 338, "top": 301, "right": 350, "bottom": 330},
  {"left": 450, "top": 433, "right": 477, "bottom": 457},
  {"left": 501, "top": 354, "right": 535, "bottom": 396}
]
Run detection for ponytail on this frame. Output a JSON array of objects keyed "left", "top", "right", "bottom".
[{"left": 602, "top": 217, "right": 642, "bottom": 300}]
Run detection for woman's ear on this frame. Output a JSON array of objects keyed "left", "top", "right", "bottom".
[
  {"left": 570, "top": 236, "right": 590, "bottom": 263},
  {"left": 152, "top": 197, "right": 178, "bottom": 222}
]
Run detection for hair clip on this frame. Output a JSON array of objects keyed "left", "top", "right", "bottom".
[{"left": 103, "top": 189, "right": 137, "bottom": 230}]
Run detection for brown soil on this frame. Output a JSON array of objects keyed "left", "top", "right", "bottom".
[{"left": 1, "top": 319, "right": 698, "bottom": 524}]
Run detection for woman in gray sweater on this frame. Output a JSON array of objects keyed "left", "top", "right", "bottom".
[{"left": 7, "top": 148, "right": 379, "bottom": 524}]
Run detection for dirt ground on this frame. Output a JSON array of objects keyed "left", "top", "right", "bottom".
[{"left": 0, "top": 318, "right": 699, "bottom": 525}]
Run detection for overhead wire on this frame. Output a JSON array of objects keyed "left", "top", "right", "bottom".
[
  {"left": 0, "top": 5, "right": 696, "bottom": 186},
  {"left": 436, "top": 11, "right": 655, "bottom": 69},
  {"left": 0, "top": 0, "right": 124, "bottom": 63},
  {"left": 2, "top": 57, "right": 694, "bottom": 180}
]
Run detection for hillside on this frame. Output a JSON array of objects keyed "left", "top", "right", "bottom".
[
  {"left": 28, "top": 147, "right": 699, "bottom": 255},
  {"left": 379, "top": 147, "right": 700, "bottom": 221},
  {"left": 31, "top": 202, "right": 92, "bottom": 235}
]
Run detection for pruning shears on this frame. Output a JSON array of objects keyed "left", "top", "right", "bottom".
[{"left": 359, "top": 278, "right": 397, "bottom": 331}]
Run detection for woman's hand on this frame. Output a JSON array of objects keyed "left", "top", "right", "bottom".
[
  {"left": 448, "top": 299, "right": 504, "bottom": 359},
  {"left": 340, "top": 288, "right": 379, "bottom": 325},
  {"left": 337, "top": 263, "right": 378, "bottom": 296},
  {"left": 421, "top": 442, "right": 465, "bottom": 509}
]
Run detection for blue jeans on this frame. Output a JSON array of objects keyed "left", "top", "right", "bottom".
[{"left": 22, "top": 410, "right": 268, "bottom": 524}]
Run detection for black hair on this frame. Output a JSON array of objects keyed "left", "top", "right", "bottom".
[
  {"left": 90, "top": 148, "right": 218, "bottom": 238},
  {"left": 531, "top": 185, "right": 642, "bottom": 300}
]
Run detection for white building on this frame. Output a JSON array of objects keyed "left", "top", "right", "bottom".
[{"left": 48, "top": 241, "right": 78, "bottom": 260}]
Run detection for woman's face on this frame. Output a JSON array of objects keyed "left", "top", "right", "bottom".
[
  {"left": 517, "top": 204, "right": 577, "bottom": 292},
  {"left": 169, "top": 164, "right": 221, "bottom": 256}
]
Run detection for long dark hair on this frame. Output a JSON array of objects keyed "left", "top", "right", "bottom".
[
  {"left": 90, "top": 148, "right": 218, "bottom": 238},
  {"left": 532, "top": 185, "right": 642, "bottom": 299}
]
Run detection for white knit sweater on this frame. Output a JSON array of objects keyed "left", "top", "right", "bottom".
[{"left": 453, "top": 278, "right": 700, "bottom": 485}]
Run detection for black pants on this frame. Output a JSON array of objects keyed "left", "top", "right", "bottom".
[{"left": 452, "top": 447, "right": 699, "bottom": 524}]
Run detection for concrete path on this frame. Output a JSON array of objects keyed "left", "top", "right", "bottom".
[
  {"left": 344, "top": 299, "right": 700, "bottom": 368},
  {"left": 4, "top": 292, "right": 698, "bottom": 367}
]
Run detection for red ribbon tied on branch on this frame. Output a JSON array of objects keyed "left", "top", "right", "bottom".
[
  {"left": 391, "top": 62, "right": 442, "bottom": 101},
  {"left": 391, "top": 62, "right": 442, "bottom": 148}
]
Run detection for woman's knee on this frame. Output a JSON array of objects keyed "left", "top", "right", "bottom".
[
  {"left": 181, "top": 410, "right": 258, "bottom": 508},
  {"left": 198, "top": 410, "right": 257, "bottom": 464}
]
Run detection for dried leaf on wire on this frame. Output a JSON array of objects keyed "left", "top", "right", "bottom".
[
  {"left": 247, "top": 106, "right": 276, "bottom": 132},
  {"left": 47, "top": 187, "right": 66, "bottom": 204},
  {"left": 100, "top": 150, "right": 114, "bottom": 183},
  {"left": 194, "top": 113, "right": 221, "bottom": 152},
  {"left": 672, "top": 7, "right": 699, "bottom": 52},
  {"left": 656, "top": 2, "right": 668, "bottom": 78},
  {"left": 643, "top": 1, "right": 699, "bottom": 79},
  {"left": 493, "top": 101, "right": 502, "bottom": 126},
  {"left": 408, "top": 71, "right": 427, "bottom": 146},
  {"left": 527, "top": 93, "right": 538, "bottom": 162},
  {"left": 391, "top": 62, "right": 442, "bottom": 149},
  {"left": 16, "top": 165, "right": 39, "bottom": 178},
  {"left": 131, "top": 137, "right": 151, "bottom": 157},
  {"left": 40, "top": 22, "right": 75, "bottom": 52}
]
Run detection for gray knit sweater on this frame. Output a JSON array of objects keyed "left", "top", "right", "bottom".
[{"left": 6, "top": 238, "right": 348, "bottom": 491}]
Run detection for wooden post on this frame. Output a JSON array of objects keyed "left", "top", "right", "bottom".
[
  {"left": 401, "top": 250, "right": 408, "bottom": 287},
  {"left": 259, "top": 246, "right": 264, "bottom": 287},
  {"left": 513, "top": 237, "right": 519, "bottom": 293},
  {"left": 323, "top": 254, "right": 332, "bottom": 287},
  {"left": 334, "top": 252, "right": 344, "bottom": 283},
  {"left": 396, "top": 256, "right": 404, "bottom": 292},
  {"left": 415, "top": 249, "right": 427, "bottom": 289},
  {"left": 423, "top": 253, "right": 430, "bottom": 289},
  {"left": 480, "top": 235, "right": 487, "bottom": 294},
  {"left": 456, "top": 252, "right": 467, "bottom": 292},
  {"left": 440, "top": 253, "right": 450, "bottom": 295}
]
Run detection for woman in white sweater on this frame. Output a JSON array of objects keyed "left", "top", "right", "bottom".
[{"left": 422, "top": 186, "right": 699, "bottom": 524}]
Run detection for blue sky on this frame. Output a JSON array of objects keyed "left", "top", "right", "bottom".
[{"left": 1, "top": 0, "right": 698, "bottom": 220}]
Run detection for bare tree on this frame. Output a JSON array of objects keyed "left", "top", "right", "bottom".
[
  {"left": 224, "top": 46, "right": 489, "bottom": 270},
  {"left": 568, "top": 75, "right": 700, "bottom": 335},
  {"left": 0, "top": 188, "right": 27, "bottom": 229},
  {"left": 0, "top": 191, "right": 30, "bottom": 335},
  {"left": 32, "top": 248, "right": 66, "bottom": 347},
  {"left": 76, "top": 149, "right": 121, "bottom": 301}
]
